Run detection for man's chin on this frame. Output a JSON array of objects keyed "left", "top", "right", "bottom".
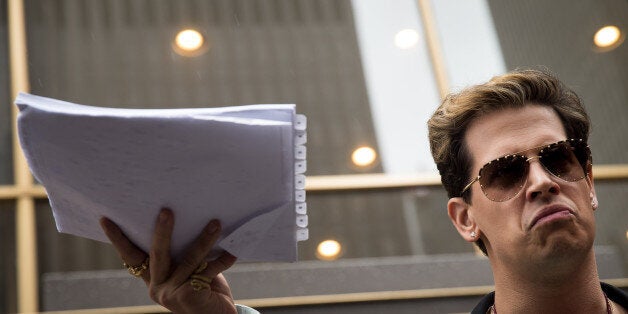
[{"left": 532, "top": 229, "right": 593, "bottom": 265}]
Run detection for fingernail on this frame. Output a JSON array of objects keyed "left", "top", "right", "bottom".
[
  {"left": 159, "top": 209, "right": 170, "bottom": 223},
  {"left": 99, "top": 217, "right": 110, "bottom": 229},
  {"left": 99, "top": 217, "right": 119, "bottom": 236},
  {"left": 207, "top": 220, "right": 220, "bottom": 234}
]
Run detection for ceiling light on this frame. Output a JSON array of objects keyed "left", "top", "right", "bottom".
[
  {"left": 316, "top": 239, "right": 342, "bottom": 261},
  {"left": 173, "top": 29, "right": 207, "bottom": 56},
  {"left": 395, "top": 29, "right": 420, "bottom": 49},
  {"left": 593, "top": 25, "right": 623, "bottom": 50},
  {"left": 351, "top": 146, "right": 377, "bottom": 167}
]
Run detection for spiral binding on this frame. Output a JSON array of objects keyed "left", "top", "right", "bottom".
[{"left": 294, "top": 114, "right": 308, "bottom": 242}]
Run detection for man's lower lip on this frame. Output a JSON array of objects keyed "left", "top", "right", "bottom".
[{"left": 533, "top": 210, "right": 574, "bottom": 227}]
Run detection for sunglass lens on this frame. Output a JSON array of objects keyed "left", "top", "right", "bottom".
[
  {"left": 541, "top": 141, "right": 588, "bottom": 181},
  {"left": 479, "top": 155, "right": 528, "bottom": 202}
]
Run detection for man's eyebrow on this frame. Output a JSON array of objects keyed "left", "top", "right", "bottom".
[{"left": 489, "top": 140, "right": 560, "bottom": 161}]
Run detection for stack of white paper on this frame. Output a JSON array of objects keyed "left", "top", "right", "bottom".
[{"left": 15, "top": 93, "right": 308, "bottom": 262}]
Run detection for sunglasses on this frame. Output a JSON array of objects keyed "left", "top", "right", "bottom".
[{"left": 461, "top": 139, "right": 591, "bottom": 202}]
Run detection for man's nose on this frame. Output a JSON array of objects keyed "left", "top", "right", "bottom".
[{"left": 525, "top": 158, "right": 560, "bottom": 201}]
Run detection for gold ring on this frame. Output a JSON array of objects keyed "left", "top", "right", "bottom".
[
  {"left": 194, "top": 261, "right": 208, "bottom": 274},
  {"left": 189, "top": 274, "right": 212, "bottom": 291},
  {"left": 123, "top": 257, "right": 149, "bottom": 277}
]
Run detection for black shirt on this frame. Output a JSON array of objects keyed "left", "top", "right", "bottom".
[{"left": 471, "top": 282, "right": 628, "bottom": 314}]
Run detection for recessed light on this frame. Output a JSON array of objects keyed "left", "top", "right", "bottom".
[
  {"left": 351, "top": 146, "right": 377, "bottom": 167},
  {"left": 173, "top": 29, "right": 208, "bottom": 56},
  {"left": 316, "top": 239, "right": 342, "bottom": 261},
  {"left": 593, "top": 25, "right": 624, "bottom": 51}
]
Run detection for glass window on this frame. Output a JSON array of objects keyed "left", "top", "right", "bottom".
[{"left": 301, "top": 187, "right": 460, "bottom": 261}]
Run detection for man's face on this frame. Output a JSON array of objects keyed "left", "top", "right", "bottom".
[{"left": 461, "top": 104, "right": 597, "bottom": 271}]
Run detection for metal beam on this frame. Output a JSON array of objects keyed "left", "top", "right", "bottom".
[
  {"left": 8, "top": 0, "right": 38, "bottom": 312},
  {"left": 1, "top": 164, "right": 628, "bottom": 199},
  {"left": 416, "top": 0, "right": 450, "bottom": 99}
]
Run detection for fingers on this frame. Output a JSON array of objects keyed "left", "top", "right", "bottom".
[
  {"left": 101, "top": 209, "right": 237, "bottom": 301},
  {"left": 150, "top": 208, "right": 175, "bottom": 285},
  {"left": 207, "top": 251, "right": 237, "bottom": 279},
  {"left": 206, "top": 253, "right": 237, "bottom": 296},
  {"left": 169, "top": 219, "right": 225, "bottom": 286},
  {"left": 99, "top": 216, "right": 150, "bottom": 283},
  {"left": 210, "top": 273, "right": 236, "bottom": 300}
]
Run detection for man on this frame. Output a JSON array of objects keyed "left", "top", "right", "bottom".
[
  {"left": 428, "top": 69, "right": 628, "bottom": 313},
  {"left": 101, "top": 69, "right": 627, "bottom": 313}
]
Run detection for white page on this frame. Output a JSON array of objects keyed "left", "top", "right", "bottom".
[{"left": 16, "top": 93, "right": 308, "bottom": 262}]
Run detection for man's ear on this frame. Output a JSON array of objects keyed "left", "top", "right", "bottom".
[
  {"left": 447, "top": 197, "right": 479, "bottom": 242},
  {"left": 586, "top": 163, "right": 598, "bottom": 210}
]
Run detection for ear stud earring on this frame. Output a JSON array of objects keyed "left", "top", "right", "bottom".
[{"left": 470, "top": 231, "right": 477, "bottom": 238}]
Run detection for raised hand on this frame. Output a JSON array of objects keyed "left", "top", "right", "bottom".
[{"left": 100, "top": 208, "right": 238, "bottom": 314}]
